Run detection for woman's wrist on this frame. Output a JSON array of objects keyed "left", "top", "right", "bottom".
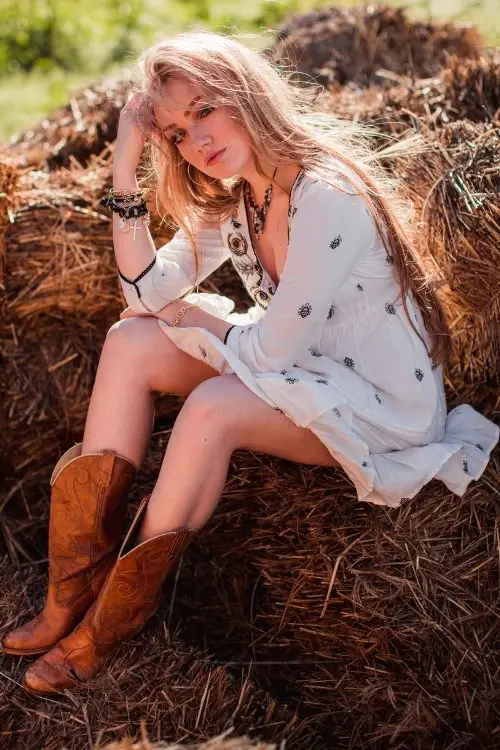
[
  {"left": 166, "top": 300, "right": 194, "bottom": 326},
  {"left": 112, "top": 164, "right": 139, "bottom": 188}
]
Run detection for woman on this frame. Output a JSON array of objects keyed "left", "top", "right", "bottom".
[{"left": 2, "top": 30, "right": 498, "bottom": 695}]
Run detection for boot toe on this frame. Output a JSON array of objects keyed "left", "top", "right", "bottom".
[
  {"left": 1, "top": 627, "right": 42, "bottom": 655},
  {"left": 1, "top": 630, "right": 22, "bottom": 651},
  {"left": 23, "top": 650, "right": 77, "bottom": 695}
]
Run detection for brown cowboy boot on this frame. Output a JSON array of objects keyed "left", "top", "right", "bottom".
[
  {"left": 22, "top": 496, "right": 197, "bottom": 695},
  {"left": 1, "top": 444, "right": 136, "bottom": 657}
]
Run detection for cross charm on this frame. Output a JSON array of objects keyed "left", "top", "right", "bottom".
[{"left": 131, "top": 219, "right": 142, "bottom": 240}]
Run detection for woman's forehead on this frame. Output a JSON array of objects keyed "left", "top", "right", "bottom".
[{"left": 153, "top": 78, "right": 206, "bottom": 120}]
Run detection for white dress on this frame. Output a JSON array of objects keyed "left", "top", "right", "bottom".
[{"left": 119, "top": 168, "right": 499, "bottom": 508}]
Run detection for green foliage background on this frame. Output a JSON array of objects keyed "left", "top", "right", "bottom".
[{"left": 1, "top": 0, "right": 498, "bottom": 140}]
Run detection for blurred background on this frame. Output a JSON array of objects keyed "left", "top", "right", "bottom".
[{"left": 1, "top": 0, "right": 499, "bottom": 141}]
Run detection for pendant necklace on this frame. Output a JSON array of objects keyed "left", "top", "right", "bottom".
[{"left": 244, "top": 165, "right": 278, "bottom": 239}]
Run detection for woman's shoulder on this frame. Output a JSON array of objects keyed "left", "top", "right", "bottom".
[
  {"left": 300, "top": 156, "right": 366, "bottom": 192},
  {"left": 289, "top": 162, "right": 380, "bottom": 253},
  {"left": 293, "top": 162, "right": 372, "bottom": 219}
]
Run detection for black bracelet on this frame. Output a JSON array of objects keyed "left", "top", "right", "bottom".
[
  {"left": 100, "top": 195, "right": 148, "bottom": 220},
  {"left": 223, "top": 325, "right": 236, "bottom": 345}
]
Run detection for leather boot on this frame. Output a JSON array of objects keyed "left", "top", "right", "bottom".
[
  {"left": 22, "top": 496, "right": 197, "bottom": 695},
  {"left": 1, "top": 444, "right": 136, "bottom": 656}
]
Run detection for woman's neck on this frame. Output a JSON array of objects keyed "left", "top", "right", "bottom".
[{"left": 241, "top": 163, "right": 303, "bottom": 204}]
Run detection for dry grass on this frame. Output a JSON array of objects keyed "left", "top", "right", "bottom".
[
  {"left": 265, "top": 4, "right": 483, "bottom": 89},
  {"left": 0, "top": 5, "right": 499, "bottom": 749}
]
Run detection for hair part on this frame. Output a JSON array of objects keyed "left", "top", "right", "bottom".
[{"left": 133, "top": 30, "right": 450, "bottom": 366}]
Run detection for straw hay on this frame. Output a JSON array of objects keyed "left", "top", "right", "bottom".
[
  {"left": 133, "top": 436, "right": 500, "bottom": 747},
  {"left": 394, "top": 120, "right": 500, "bottom": 398},
  {"left": 375, "top": 54, "right": 500, "bottom": 127},
  {"left": 1, "top": 429, "right": 498, "bottom": 748},
  {"left": 7, "top": 77, "right": 131, "bottom": 171},
  {"left": 1, "top": 6, "right": 499, "bottom": 749},
  {"left": 0, "top": 544, "right": 320, "bottom": 748},
  {"left": 266, "top": 4, "right": 483, "bottom": 89}
]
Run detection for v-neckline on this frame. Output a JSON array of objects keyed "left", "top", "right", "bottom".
[{"left": 239, "top": 167, "right": 305, "bottom": 290}]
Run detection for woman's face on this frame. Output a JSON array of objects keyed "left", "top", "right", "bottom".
[{"left": 153, "top": 77, "right": 254, "bottom": 178}]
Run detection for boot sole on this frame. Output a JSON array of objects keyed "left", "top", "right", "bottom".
[
  {"left": 1, "top": 645, "right": 51, "bottom": 656},
  {"left": 22, "top": 683, "right": 65, "bottom": 697}
]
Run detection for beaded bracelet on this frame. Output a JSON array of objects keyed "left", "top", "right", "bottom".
[
  {"left": 99, "top": 195, "right": 148, "bottom": 219},
  {"left": 110, "top": 187, "right": 148, "bottom": 198}
]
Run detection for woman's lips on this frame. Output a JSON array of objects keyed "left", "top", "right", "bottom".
[{"left": 207, "top": 148, "right": 226, "bottom": 166}]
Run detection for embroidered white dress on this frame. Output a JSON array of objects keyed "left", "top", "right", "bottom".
[{"left": 119, "top": 169, "right": 499, "bottom": 508}]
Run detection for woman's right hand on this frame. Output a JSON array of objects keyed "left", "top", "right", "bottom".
[{"left": 113, "top": 91, "right": 150, "bottom": 175}]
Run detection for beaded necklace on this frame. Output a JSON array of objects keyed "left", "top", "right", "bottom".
[{"left": 244, "top": 165, "right": 279, "bottom": 239}]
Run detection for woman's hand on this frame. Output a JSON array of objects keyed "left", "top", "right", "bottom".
[{"left": 113, "top": 91, "right": 150, "bottom": 175}]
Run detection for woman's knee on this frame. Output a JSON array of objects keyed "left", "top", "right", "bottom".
[
  {"left": 179, "top": 376, "right": 241, "bottom": 436},
  {"left": 105, "top": 316, "right": 163, "bottom": 358},
  {"left": 102, "top": 317, "right": 176, "bottom": 387},
  {"left": 103, "top": 317, "right": 218, "bottom": 395}
]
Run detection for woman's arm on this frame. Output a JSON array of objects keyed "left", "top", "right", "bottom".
[
  {"left": 112, "top": 165, "right": 156, "bottom": 283},
  {"left": 112, "top": 94, "right": 230, "bottom": 314},
  {"left": 122, "top": 296, "right": 235, "bottom": 342}
]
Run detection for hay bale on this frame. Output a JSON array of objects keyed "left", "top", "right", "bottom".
[
  {"left": 367, "top": 54, "right": 500, "bottom": 128},
  {"left": 1, "top": 429, "right": 498, "bottom": 748},
  {"left": 265, "top": 4, "right": 483, "bottom": 89},
  {"left": 143, "top": 440, "right": 500, "bottom": 749},
  {"left": 0, "top": 157, "right": 180, "bottom": 320},
  {"left": 0, "top": 549, "right": 322, "bottom": 748},
  {"left": 318, "top": 77, "right": 500, "bottom": 409},
  {"left": 387, "top": 120, "right": 500, "bottom": 402},
  {"left": 0, "top": 157, "right": 21, "bottom": 286},
  {"left": 7, "top": 77, "right": 131, "bottom": 171}
]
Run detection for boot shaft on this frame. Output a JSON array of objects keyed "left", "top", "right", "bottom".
[
  {"left": 48, "top": 444, "right": 137, "bottom": 605},
  {"left": 90, "top": 497, "right": 197, "bottom": 655}
]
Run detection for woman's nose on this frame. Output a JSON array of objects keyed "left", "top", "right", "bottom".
[{"left": 190, "top": 125, "right": 212, "bottom": 147}]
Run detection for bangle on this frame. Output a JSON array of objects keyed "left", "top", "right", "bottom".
[
  {"left": 170, "top": 303, "right": 195, "bottom": 328},
  {"left": 223, "top": 325, "right": 235, "bottom": 345}
]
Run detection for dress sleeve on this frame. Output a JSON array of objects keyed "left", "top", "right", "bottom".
[
  {"left": 118, "top": 224, "right": 230, "bottom": 313},
  {"left": 223, "top": 177, "right": 377, "bottom": 373}
]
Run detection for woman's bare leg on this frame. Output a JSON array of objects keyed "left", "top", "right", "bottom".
[
  {"left": 81, "top": 317, "right": 219, "bottom": 468},
  {"left": 137, "top": 374, "right": 338, "bottom": 542}
]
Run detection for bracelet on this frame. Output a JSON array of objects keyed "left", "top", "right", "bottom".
[
  {"left": 170, "top": 303, "right": 195, "bottom": 328},
  {"left": 100, "top": 195, "right": 149, "bottom": 218},
  {"left": 117, "top": 214, "right": 151, "bottom": 236},
  {"left": 110, "top": 187, "right": 148, "bottom": 198}
]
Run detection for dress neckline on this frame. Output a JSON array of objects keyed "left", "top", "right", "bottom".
[{"left": 239, "top": 167, "right": 305, "bottom": 290}]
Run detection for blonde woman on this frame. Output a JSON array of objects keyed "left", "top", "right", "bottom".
[{"left": 2, "top": 30, "right": 498, "bottom": 695}]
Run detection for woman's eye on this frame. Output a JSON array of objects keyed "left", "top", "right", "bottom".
[{"left": 170, "top": 106, "right": 216, "bottom": 145}]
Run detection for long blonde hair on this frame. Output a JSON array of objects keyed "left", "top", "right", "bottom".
[{"left": 134, "top": 30, "right": 450, "bottom": 366}]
